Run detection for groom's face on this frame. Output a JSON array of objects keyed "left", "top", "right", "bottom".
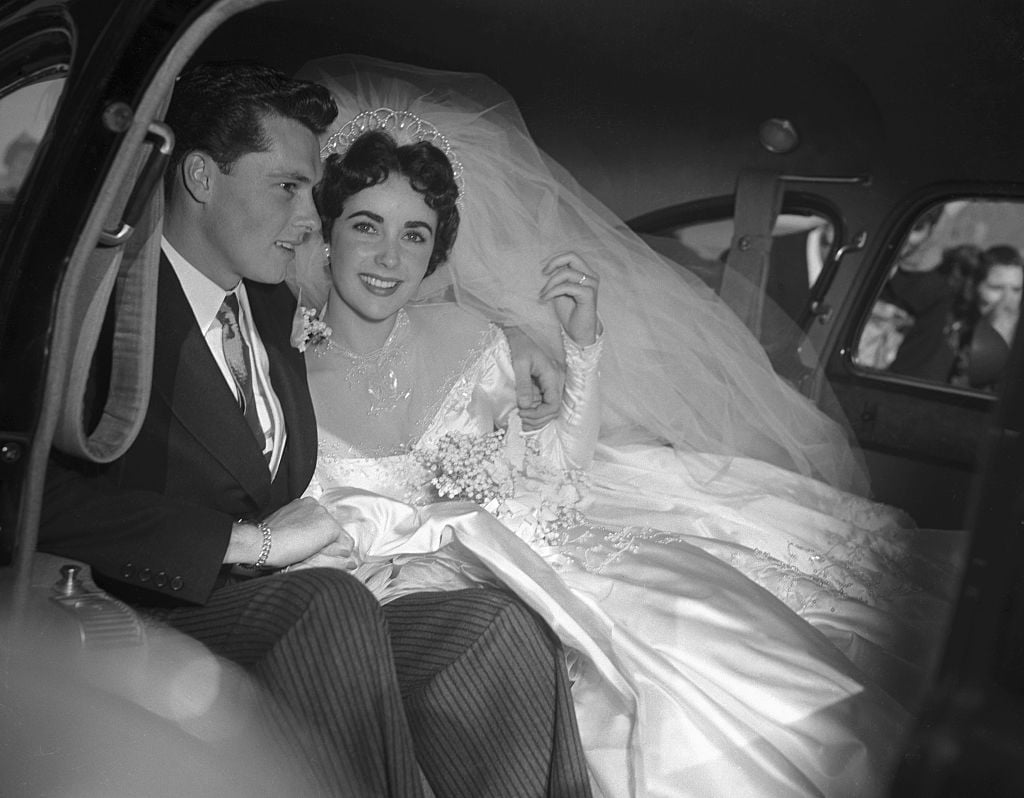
[{"left": 201, "top": 114, "right": 323, "bottom": 289}]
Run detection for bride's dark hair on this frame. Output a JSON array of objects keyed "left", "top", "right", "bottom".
[{"left": 315, "top": 130, "right": 460, "bottom": 276}]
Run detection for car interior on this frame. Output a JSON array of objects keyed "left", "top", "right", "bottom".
[{"left": 3, "top": 0, "right": 1024, "bottom": 793}]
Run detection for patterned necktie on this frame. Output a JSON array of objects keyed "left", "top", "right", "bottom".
[{"left": 217, "top": 293, "right": 267, "bottom": 452}]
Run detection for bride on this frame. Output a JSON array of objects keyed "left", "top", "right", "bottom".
[{"left": 291, "top": 55, "right": 961, "bottom": 797}]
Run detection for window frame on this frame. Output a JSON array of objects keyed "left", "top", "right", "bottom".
[
  {"left": 629, "top": 190, "right": 849, "bottom": 384},
  {"left": 838, "top": 186, "right": 1024, "bottom": 401}
]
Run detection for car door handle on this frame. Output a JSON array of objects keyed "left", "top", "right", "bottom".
[
  {"left": 835, "top": 229, "right": 868, "bottom": 263},
  {"left": 98, "top": 121, "right": 174, "bottom": 247}
]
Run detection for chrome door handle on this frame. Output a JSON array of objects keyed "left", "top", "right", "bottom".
[{"left": 99, "top": 120, "right": 174, "bottom": 247}]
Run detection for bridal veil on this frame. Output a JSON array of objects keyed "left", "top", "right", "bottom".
[{"left": 293, "top": 54, "right": 867, "bottom": 493}]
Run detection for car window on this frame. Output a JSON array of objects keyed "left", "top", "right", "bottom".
[
  {"left": 853, "top": 199, "right": 1024, "bottom": 392},
  {"left": 0, "top": 75, "right": 64, "bottom": 243},
  {"left": 637, "top": 210, "right": 835, "bottom": 380}
]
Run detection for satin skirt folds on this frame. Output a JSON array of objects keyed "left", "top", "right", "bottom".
[
  {"left": 315, "top": 488, "right": 909, "bottom": 798},
  {"left": 582, "top": 442, "right": 965, "bottom": 707},
  {"left": 550, "top": 533, "right": 907, "bottom": 798}
]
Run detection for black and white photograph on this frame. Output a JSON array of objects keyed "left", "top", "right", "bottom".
[{"left": 2, "top": 2, "right": 1024, "bottom": 796}]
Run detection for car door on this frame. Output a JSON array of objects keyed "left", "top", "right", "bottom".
[
  {"left": 819, "top": 192, "right": 1024, "bottom": 530},
  {"left": 632, "top": 185, "right": 1013, "bottom": 531},
  {"left": 0, "top": 0, "right": 274, "bottom": 608},
  {"left": 0, "top": 3, "right": 307, "bottom": 795},
  {"left": 0, "top": 0, "right": 179, "bottom": 586}
]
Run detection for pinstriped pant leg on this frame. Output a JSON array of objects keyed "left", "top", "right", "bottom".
[
  {"left": 383, "top": 588, "right": 592, "bottom": 798},
  {"left": 155, "top": 568, "right": 425, "bottom": 798}
]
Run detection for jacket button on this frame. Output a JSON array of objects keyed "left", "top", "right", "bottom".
[
  {"left": 154, "top": 571, "right": 168, "bottom": 588},
  {"left": 138, "top": 567, "right": 152, "bottom": 583},
  {"left": 170, "top": 576, "right": 184, "bottom": 591},
  {"left": 121, "top": 563, "right": 135, "bottom": 579}
]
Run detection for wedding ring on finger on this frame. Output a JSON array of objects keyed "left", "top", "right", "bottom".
[{"left": 578, "top": 273, "right": 587, "bottom": 285}]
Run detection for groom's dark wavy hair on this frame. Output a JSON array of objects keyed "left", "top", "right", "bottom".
[
  {"left": 164, "top": 61, "right": 337, "bottom": 196},
  {"left": 315, "top": 130, "right": 460, "bottom": 276}
]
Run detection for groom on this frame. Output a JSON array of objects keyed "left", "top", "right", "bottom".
[{"left": 40, "top": 61, "right": 589, "bottom": 798}]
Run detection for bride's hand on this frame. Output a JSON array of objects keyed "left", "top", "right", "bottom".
[
  {"left": 540, "top": 252, "right": 599, "bottom": 346},
  {"left": 285, "top": 531, "right": 361, "bottom": 572},
  {"left": 285, "top": 549, "right": 362, "bottom": 573}
]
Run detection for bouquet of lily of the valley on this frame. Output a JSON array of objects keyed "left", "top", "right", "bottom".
[
  {"left": 413, "top": 416, "right": 589, "bottom": 548},
  {"left": 414, "top": 428, "right": 515, "bottom": 505}
]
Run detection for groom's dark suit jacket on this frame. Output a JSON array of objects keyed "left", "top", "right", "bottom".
[{"left": 40, "top": 254, "right": 318, "bottom": 607}]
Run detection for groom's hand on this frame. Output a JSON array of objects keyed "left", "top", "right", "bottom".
[
  {"left": 226, "top": 497, "right": 354, "bottom": 568},
  {"left": 503, "top": 325, "right": 563, "bottom": 430}
]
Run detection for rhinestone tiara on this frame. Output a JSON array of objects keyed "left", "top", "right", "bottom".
[{"left": 321, "top": 108, "right": 465, "bottom": 205}]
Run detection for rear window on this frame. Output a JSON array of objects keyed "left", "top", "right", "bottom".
[{"left": 854, "top": 199, "right": 1024, "bottom": 393}]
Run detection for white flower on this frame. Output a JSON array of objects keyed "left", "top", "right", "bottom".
[
  {"left": 291, "top": 305, "right": 333, "bottom": 352},
  {"left": 415, "top": 430, "right": 514, "bottom": 505},
  {"left": 413, "top": 424, "right": 590, "bottom": 547}
]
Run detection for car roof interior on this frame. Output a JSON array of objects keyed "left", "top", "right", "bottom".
[{"left": 198, "top": 0, "right": 1024, "bottom": 220}]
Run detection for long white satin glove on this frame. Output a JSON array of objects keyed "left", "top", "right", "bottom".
[{"left": 524, "top": 327, "right": 603, "bottom": 471}]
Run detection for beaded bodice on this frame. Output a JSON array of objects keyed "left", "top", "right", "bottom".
[{"left": 308, "top": 320, "right": 513, "bottom": 504}]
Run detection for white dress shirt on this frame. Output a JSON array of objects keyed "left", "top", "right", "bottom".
[{"left": 162, "top": 237, "right": 286, "bottom": 477}]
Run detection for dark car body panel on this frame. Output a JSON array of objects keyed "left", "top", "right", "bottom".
[{"left": 0, "top": 0, "right": 192, "bottom": 563}]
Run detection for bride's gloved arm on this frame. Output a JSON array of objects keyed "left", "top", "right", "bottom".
[
  {"left": 513, "top": 250, "right": 602, "bottom": 469},
  {"left": 523, "top": 327, "right": 603, "bottom": 470}
]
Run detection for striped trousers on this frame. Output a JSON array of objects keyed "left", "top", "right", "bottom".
[{"left": 152, "top": 568, "right": 592, "bottom": 798}]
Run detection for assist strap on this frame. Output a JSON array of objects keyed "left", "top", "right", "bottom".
[
  {"left": 719, "top": 170, "right": 784, "bottom": 338},
  {"left": 49, "top": 142, "right": 163, "bottom": 462}
]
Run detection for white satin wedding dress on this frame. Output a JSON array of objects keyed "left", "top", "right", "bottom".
[{"left": 303, "top": 302, "right": 956, "bottom": 798}]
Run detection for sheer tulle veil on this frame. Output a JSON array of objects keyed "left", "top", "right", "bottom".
[{"left": 293, "top": 54, "right": 867, "bottom": 493}]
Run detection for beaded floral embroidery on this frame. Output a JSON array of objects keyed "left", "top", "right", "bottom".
[
  {"left": 498, "top": 435, "right": 589, "bottom": 547},
  {"left": 302, "top": 308, "right": 414, "bottom": 415}
]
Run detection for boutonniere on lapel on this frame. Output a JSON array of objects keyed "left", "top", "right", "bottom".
[{"left": 291, "top": 305, "right": 333, "bottom": 353}]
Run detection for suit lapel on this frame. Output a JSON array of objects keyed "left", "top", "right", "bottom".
[{"left": 153, "top": 256, "right": 272, "bottom": 506}]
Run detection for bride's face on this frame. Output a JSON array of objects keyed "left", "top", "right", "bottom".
[{"left": 328, "top": 175, "right": 438, "bottom": 325}]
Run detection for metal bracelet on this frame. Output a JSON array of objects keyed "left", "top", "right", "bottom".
[{"left": 238, "top": 519, "right": 272, "bottom": 570}]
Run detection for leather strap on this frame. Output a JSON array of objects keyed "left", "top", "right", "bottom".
[
  {"left": 51, "top": 166, "right": 161, "bottom": 462},
  {"left": 719, "top": 170, "right": 784, "bottom": 338}
]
